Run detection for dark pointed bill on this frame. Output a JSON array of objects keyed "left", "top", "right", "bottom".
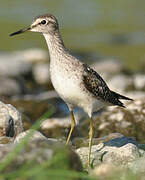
[{"left": 9, "top": 27, "right": 31, "bottom": 37}]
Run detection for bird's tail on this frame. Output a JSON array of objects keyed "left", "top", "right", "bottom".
[
  {"left": 110, "top": 91, "right": 133, "bottom": 108},
  {"left": 111, "top": 91, "right": 133, "bottom": 101}
]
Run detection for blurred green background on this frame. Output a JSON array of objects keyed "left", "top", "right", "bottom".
[{"left": 1, "top": 0, "right": 145, "bottom": 70}]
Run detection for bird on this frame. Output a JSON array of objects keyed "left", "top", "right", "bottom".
[{"left": 10, "top": 13, "right": 133, "bottom": 166}]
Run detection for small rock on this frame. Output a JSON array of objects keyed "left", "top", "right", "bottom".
[
  {"left": 91, "top": 59, "right": 124, "bottom": 75},
  {"left": 0, "top": 77, "right": 22, "bottom": 96},
  {"left": 126, "top": 91, "right": 145, "bottom": 99},
  {"left": 14, "top": 129, "right": 47, "bottom": 143},
  {"left": 107, "top": 74, "right": 133, "bottom": 92},
  {"left": 0, "top": 52, "right": 32, "bottom": 77},
  {"left": 40, "top": 116, "right": 73, "bottom": 138},
  {"left": 32, "top": 63, "right": 50, "bottom": 84},
  {"left": 90, "top": 163, "right": 121, "bottom": 178},
  {"left": 14, "top": 48, "right": 48, "bottom": 63},
  {"left": 133, "top": 74, "right": 145, "bottom": 90},
  {"left": 0, "top": 101, "right": 23, "bottom": 139}
]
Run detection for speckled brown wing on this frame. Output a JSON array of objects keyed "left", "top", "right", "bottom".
[
  {"left": 82, "top": 64, "right": 131, "bottom": 107},
  {"left": 82, "top": 64, "right": 111, "bottom": 100}
]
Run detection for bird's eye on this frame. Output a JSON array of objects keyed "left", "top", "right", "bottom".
[{"left": 41, "top": 20, "right": 47, "bottom": 25}]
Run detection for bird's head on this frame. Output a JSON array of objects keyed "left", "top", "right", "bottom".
[{"left": 10, "top": 14, "right": 59, "bottom": 37}]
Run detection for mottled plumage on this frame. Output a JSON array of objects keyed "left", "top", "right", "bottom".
[{"left": 83, "top": 64, "right": 132, "bottom": 107}]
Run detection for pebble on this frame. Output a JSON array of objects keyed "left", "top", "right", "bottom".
[
  {"left": 14, "top": 129, "right": 47, "bottom": 143},
  {"left": 32, "top": 63, "right": 50, "bottom": 84},
  {"left": 14, "top": 48, "right": 48, "bottom": 63},
  {"left": 91, "top": 59, "right": 124, "bottom": 75},
  {"left": 0, "top": 77, "right": 22, "bottom": 96},
  {"left": 0, "top": 52, "right": 32, "bottom": 77},
  {"left": 0, "top": 101, "right": 23, "bottom": 143},
  {"left": 107, "top": 74, "right": 133, "bottom": 92},
  {"left": 133, "top": 74, "right": 145, "bottom": 90}
]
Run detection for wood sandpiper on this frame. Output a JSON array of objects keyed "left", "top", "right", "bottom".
[{"left": 10, "top": 14, "right": 133, "bottom": 166}]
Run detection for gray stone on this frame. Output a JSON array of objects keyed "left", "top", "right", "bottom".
[
  {"left": 76, "top": 135, "right": 141, "bottom": 169},
  {"left": 0, "top": 77, "right": 22, "bottom": 96},
  {"left": 32, "top": 63, "right": 50, "bottom": 84},
  {"left": 14, "top": 48, "right": 48, "bottom": 63},
  {"left": 0, "top": 138, "right": 82, "bottom": 172},
  {"left": 0, "top": 52, "right": 32, "bottom": 77},
  {"left": 14, "top": 129, "right": 47, "bottom": 144},
  {"left": 40, "top": 116, "right": 73, "bottom": 138},
  {"left": 91, "top": 59, "right": 124, "bottom": 75},
  {"left": 126, "top": 91, "right": 145, "bottom": 99},
  {"left": 107, "top": 74, "right": 133, "bottom": 92},
  {"left": 133, "top": 74, "right": 145, "bottom": 90},
  {"left": 101, "top": 143, "right": 140, "bottom": 165},
  {"left": 0, "top": 101, "right": 23, "bottom": 140},
  {"left": 90, "top": 163, "right": 122, "bottom": 178},
  {"left": 129, "top": 157, "right": 145, "bottom": 174}
]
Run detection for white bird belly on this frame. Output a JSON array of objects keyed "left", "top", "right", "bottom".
[{"left": 51, "top": 67, "right": 84, "bottom": 103}]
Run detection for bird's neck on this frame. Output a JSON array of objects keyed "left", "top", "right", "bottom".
[{"left": 43, "top": 31, "right": 67, "bottom": 60}]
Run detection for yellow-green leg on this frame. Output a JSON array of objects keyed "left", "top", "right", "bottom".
[
  {"left": 66, "top": 111, "right": 76, "bottom": 145},
  {"left": 88, "top": 118, "right": 94, "bottom": 166}
]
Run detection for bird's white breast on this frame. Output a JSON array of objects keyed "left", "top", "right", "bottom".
[{"left": 50, "top": 60, "right": 85, "bottom": 104}]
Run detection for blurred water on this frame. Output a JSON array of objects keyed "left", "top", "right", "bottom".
[{"left": 1, "top": 0, "right": 145, "bottom": 70}]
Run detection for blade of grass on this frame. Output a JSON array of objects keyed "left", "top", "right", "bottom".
[{"left": 2, "top": 167, "right": 95, "bottom": 180}]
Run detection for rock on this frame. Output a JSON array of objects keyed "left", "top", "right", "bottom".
[
  {"left": 133, "top": 74, "right": 145, "bottom": 90},
  {"left": 107, "top": 74, "right": 133, "bottom": 92},
  {"left": 32, "top": 63, "right": 51, "bottom": 85},
  {"left": 91, "top": 59, "right": 124, "bottom": 75},
  {"left": 0, "top": 77, "right": 23, "bottom": 96},
  {"left": 14, "top": 48, "right": 48, "bottom": 63},
  {"left": 126, "top": 91, "right": 145, "bottom": 99},
  {"left": 14, "top": 129, "right": 47, "bottom": 143},
  {"left": 90, "top": 160, "right": 145, "bottom": 179},
  {"left": 129, "top": 157, "right": 145, "bottom": 174},
  {"left": 101, "top": 143, "right": 140, "bottom": 165},
  {"left": 93, "top": 98, "right": 145, "bottom": 141},
  {"left": 40, "top": 116, "right": 71, "bottom": 138},
  {"left": 0, "top": 138, "right": 82, "bottom": 173},
  {"left": 90, "top": 163, "right": 122, "bottom": 178},
  {"left": 76, "top": 135, "right": 141, "bottom": 169},
  {"left": 107, "top": 73, "right": 145, "bottom": 92},
  {"left": 0, "top": 101, "right": 23, "bottom": 139},
  {"left": 0, "top": 52, "right": 32, "bottom": 77}
]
